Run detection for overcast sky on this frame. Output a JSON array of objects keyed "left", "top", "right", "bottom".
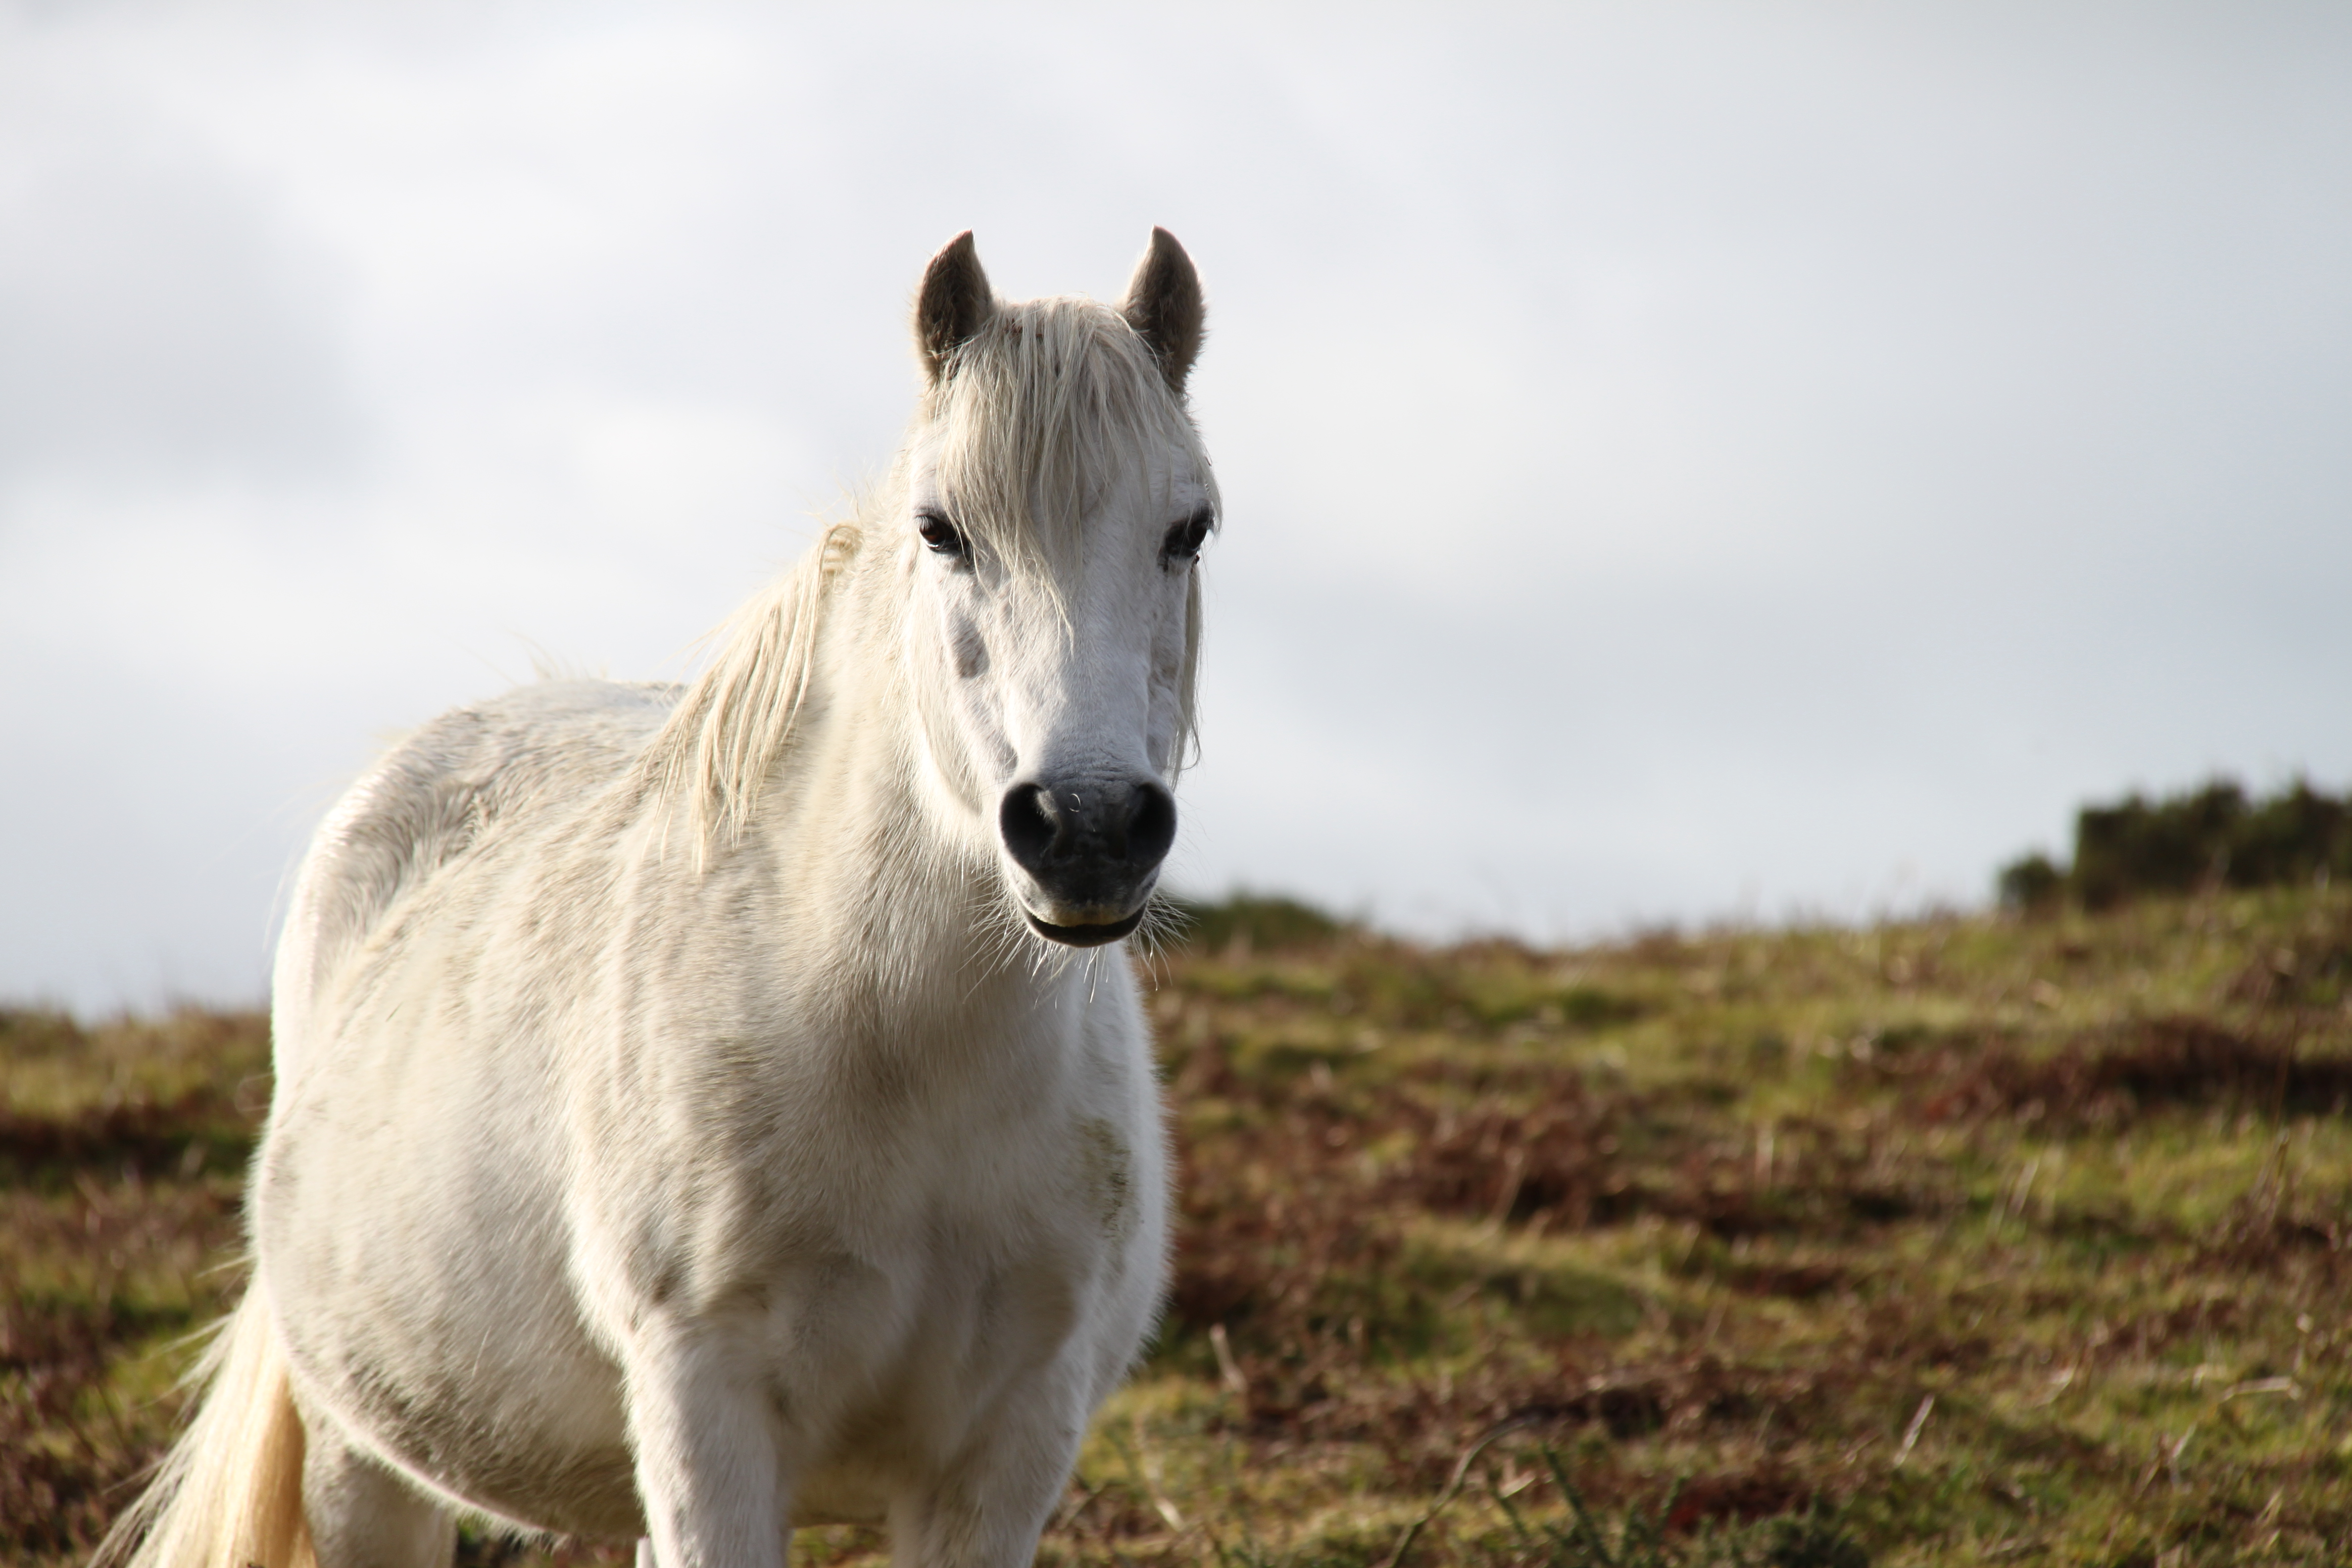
[{"left": 4, "top": 2, "right": 2349, "bottom": 1013}]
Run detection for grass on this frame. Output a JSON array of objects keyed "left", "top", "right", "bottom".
[{"left": 6, "top": 885, "right": 2351, "bottom": 1566}]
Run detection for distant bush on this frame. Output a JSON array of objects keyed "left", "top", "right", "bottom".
[
  {"left": 1160, "top": 891, "right": 1350, "bottom": 953},
  {"left": 0, "top": 1009, "right": 88, "bottom": 1056},
  {"left": 1994, "top": 852, "right": 2064, "bottom": 914},
  {"left": 1999, "top": 778, "right": 2352, "bottom": 912}
]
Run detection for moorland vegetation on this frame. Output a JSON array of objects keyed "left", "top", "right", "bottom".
[{"left": 6, "top": 801, "right": 2351, "bottom": 1565}]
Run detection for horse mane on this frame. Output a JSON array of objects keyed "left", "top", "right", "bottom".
[
  {"left": 650, "top": 294, "right": 1217, "bottom": 864},
  {"left": 645, "top": 521, "right": 862, "bottom": 863}
]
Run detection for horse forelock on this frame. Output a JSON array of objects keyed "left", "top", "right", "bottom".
[{"left": 930, "top": 295, "right": 1219, "bottom": 587}]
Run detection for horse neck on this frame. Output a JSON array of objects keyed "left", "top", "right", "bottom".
[{"left": 753, "top": 573, "right": 1079, "bottom": 1027}]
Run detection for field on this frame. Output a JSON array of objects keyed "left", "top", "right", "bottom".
[{"left": 6, "top": 886, "right": 2351, "bottom": 1566}]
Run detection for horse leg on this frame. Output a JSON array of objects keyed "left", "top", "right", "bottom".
[
  {"left": 299, "top": 1408, "right": 457, "bottom": 1568},
  {"left": 626, "top": 1318, "right": 791, "bottom": 1568},
  {"left": 888, "top": 1383, "right": 1084, "bottom": 1568}
]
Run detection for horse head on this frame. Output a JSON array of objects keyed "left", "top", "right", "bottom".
[{"left": 900, "top": 229, "right": 1216, "bottom": 947}]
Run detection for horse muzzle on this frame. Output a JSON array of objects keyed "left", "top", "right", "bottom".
[{"left": 998, "top": 776, "right": 1176, "bottom": 946}]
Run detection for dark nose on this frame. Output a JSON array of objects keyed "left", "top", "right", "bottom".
[{"left": 999, "top": 777, "right": 1177, "bottom": 906}]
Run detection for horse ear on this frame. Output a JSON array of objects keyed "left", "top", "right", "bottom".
[
  {"left": 1119, "top": 227, "right": 1205, "bottom": 394},
  {"left": 916, "top": 231, "right": 995, "bottom": 384}
]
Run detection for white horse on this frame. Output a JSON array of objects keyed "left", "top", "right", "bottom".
[{"left": 102, "top": 229, "right": 1217, "bottom": 1568}]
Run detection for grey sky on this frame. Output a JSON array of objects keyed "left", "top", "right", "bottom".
[{"left": 4, "top": 3, "right": 2348, "bottom": 1012}]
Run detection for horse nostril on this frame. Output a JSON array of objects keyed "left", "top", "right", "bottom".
[
  {"left": 1125, "top": 782, "right": 1176, "bottom": 872},
  {"left": 999, "top": 783, "right": 1060, "bottom": 875},
  {"left": 1001, "top": 777, "right": 1174, "bottom": 899}
]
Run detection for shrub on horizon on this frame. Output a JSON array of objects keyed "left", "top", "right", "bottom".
[{"left": 1998, "top": 776, "right": 2351, "bottom": 913}]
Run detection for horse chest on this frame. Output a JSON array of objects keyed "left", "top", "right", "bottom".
[
  {"left": 689, "top": 1068, "right": 1151, "bottom": 1329},
  {"left": 598, "top": 1061, "right": 1163, "bottom": 1524}
]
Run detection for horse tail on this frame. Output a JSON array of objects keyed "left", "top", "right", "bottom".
[{"left": 95, "top": 1284, "right": 315, "bottom": 1568}]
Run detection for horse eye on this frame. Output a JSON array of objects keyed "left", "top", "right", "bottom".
[
  {"left": 1162, "top": 508, "right": 1214, "bottom": 565},
  {"left": 917, "top": 509, "right": 966, "bottom": 556}
]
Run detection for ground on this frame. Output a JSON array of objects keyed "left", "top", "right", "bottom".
[{"left": 5, "top": 885, "right": 2350, "bottom": 1566}]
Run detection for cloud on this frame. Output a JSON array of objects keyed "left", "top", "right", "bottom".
[
  {"left": 0, "top": 86, "right": 367, "bottom": 497},
  {"left": 2, "top": 3, "right": 2350, "bottom": 1012}
]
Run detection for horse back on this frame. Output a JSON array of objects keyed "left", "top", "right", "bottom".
[{"left": 270, "top": 679, "right": 677, "bottom": 1078}]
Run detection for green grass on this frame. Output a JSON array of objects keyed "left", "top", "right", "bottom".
[{"left": 7, "top": 886, "right": 2350, "bottom": 1565}]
